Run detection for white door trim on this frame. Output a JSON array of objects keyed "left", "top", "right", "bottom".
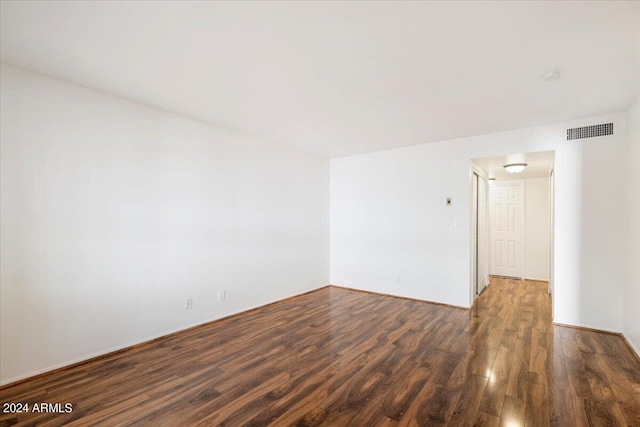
[
  {"left": 469, "top": 162, "right": 490, "bottom": 303},
  {"left": 477, "top": 174, "right": 489, "bottom": 293}
]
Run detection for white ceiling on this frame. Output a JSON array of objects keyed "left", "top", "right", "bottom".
[
  {"left": 473, "top": 151, "right": 555, "bottom": 180},
  {"left": 1, "top": 1, "right": 639, "bottom": 158}
]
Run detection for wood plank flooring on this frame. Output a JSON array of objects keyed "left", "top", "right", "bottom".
[{"left": 1, "top": 277, "right": 639, "bottom": 426}]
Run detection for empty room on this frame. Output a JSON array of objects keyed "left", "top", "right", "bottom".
[{"left": 1, "top": 1, "right": 639, "bottom": 426}]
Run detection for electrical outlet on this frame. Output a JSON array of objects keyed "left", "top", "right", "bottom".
[
  {"left": 185, "top": 298, "right": 193, "bottom": 311},
  {"left": 217, "top": 290, "right": 226, "bottom": 302}
]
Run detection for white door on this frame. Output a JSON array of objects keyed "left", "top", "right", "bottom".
[
  {"left": 477, "top": 176, "right": 488, "bottom": 292},
  {"left": 490, "top": 181, "right": 524, "bottom": 278}
]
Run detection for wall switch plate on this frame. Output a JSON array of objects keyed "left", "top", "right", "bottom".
[
  {"left": 217, "top": 290, "right": 226, "bottom": 302},
  {"left": 185, "top": 298, "right": 193, "bottom": 311}
]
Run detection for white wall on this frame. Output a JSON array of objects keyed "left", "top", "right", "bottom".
[
  {"left": 331, "top": 113, "right": 626, "bottom": 332},
  {"left": 525, "top": 177, "right": 550, "bottom": 281},
  {"left": 624, "top": 93, "right": 640, "bottom": 356},
  {"left": 0, "top": 64, "right": 330, "bottom": 385}
]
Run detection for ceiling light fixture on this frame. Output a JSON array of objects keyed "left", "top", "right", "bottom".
[
  {"left": 503, "top": 163, "right": 527, "bottom": 173},
  {"left": 542, "top": 71, "right": 560, "bottom": 82},
  {"left": 488, "top": 178, "right": 496, "bottom": 185}
]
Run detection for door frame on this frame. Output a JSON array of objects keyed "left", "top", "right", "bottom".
[
  {"left": 469, "top": 162, "right": 490, "bottom": 303},
  {"left": 549, "top": 168, "right": 555, "bottom": 313}
]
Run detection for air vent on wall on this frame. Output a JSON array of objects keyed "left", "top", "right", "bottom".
[{"left": 566, "top": 123, "right": 613, "bottom": 140}]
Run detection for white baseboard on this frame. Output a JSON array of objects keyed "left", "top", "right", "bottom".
[
  {"left": 621, "top": 332, "right": 640, "bottom": 360},
  {"left": 1, "top": 285, "right": 329, "bottom": 387},
  {"left": 0, "top": 316, "right": 224, "bottom": 386}
]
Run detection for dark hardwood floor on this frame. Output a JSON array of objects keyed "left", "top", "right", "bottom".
[{"left": 1, "top": 277, "right": 639, "bottom": 426}]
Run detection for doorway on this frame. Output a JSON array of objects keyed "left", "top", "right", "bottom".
[{"left": 470, "top": 151, "right": 554, "bottom": 305}]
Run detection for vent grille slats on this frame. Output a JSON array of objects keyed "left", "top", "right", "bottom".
[{"left": 567, "top": 123, "right": 613, "bottom": 140}]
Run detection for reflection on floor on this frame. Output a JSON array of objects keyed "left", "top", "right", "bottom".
[{"left": 1, "top": 277, "right": 639, "bottom": 426}]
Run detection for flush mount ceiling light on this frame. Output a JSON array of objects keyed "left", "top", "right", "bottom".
[
  {"left": 503, "top": 163, "right": 527, "bottom": 173},
  {"left": 488, "top": 178, "right": 496, "bottom": 185},
  {"left": 542, "top": 70, "right": 561, "bottom": 82}
]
